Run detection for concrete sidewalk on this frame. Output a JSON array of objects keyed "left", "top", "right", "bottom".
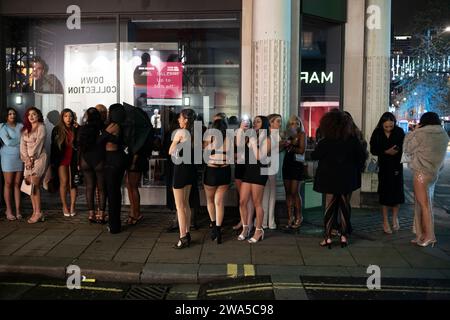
[{"left": 1, "top": 200, "right": 450, "bottom": 285}]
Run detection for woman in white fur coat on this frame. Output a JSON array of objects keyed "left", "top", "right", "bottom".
[{"left": 403, "top": 112, "right": 449, "bottom": 247}]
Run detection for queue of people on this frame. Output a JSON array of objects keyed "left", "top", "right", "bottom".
[{"left": 0, "top": 106, "right": 448, "bottom": 251}]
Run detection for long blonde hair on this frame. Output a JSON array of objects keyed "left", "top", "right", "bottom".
[
  {"left": 55, "top": 109, "right": 75, "bottom": 149},
  {"left": 286, "top": 115, "right": 304, "bottom": 133}
]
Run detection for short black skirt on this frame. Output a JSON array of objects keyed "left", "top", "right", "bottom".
[
  {"left": 204, "top": 166, "right": 231, "bottom": 187},
  {"left": 234, "top": 164, "right": 246, "bottom": 180},
  {"left": 242, "top": 164, "right": 268, "bottom": 186},
  {"left": 173, "top": 163, "right": 196, "bottom": 189},
  {"left": 127, "top": 154, "right": 149, "bottom": 173},
  {"left": 282, "top": 152, "right": 305, "bottom": 181}
]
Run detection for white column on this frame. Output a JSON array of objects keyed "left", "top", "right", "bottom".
[
  {"left": 241, "top": 0, "right": 253, "bottom": 118},
  {"left": 252, "top": 0, "right": 291, "bottom": 120},
  {"left": 344, "top": 0, "right": 366, "bottom": 206},
  {"left": 364, "top": 0, "right": 392, "bottom": 140},
  {"left": 362, "top": 0, "right": 391, "bottom": 193}
]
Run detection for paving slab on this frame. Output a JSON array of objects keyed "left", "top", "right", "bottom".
[
  {"left": 251, "top": 245, "right": 304, "bottom": 265},
  {"left": 200, "top": 242, "right": 251, "bottom": 265},
  {"left": 349, "top": 247, "right": 411, "bottom": 268},
  {"left": 113, "top": 248, "right": 152, "bottom": 264},
  {"left": 256, "top": 265, "right": 304, "bottom": 277},
  {"left": 396, "top": 246, "right": 450, "bottom": 269},
  {"left": 148, "top": 242, "right": 202, "bottom": 264},
  {"left": 46, "top": 245, "right": 87, "bottom": 258},
  {"left": 299, "top": 246, "right": 358, "bottom": 267}
]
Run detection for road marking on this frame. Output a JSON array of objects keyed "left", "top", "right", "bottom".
[
  {"left": 0, "top": 282, "right": 36, "bottom": 287},
  {"left": 305, "top": 286, "right": 450, "bottom": 294},
  {"left": 244, "top": 264, "right": 255, "bottom": 277},
  {"left": 206, "top": 283, "right": 273, "bottom": 294},
  {"left": 303, "top": 282, "right": 450, "bottom": 292},
  {"left": 227, "top": 264, "right": 238, "bottom": 278},
  {"left": 207, "top": 286, "right": 273, "bottom": 297},
  {"left": 39, "top": 284, "right": 123, "bottom": 293}
]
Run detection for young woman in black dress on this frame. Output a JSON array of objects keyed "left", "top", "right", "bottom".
[
  {"left": 370, "top": 112, "right": 405, "bottom": 234},
  {"left": 169, "top": 109, "right": 197, "bottom": 249},
  {"left": 239, "top": 116, "right": 270, "bottom": 243},
  {"left": 203, "top": 119, "right": 231, "bottom": 244},
  {"left": 282, "top": 115, "right": 306, "bottom": 230},
  {"left": 233, "top": 117, "right": 254, "bottom": 231}
]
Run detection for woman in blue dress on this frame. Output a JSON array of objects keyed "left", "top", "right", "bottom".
[{"left": 0, "top": 108, "right": 24, "bottom": 220}]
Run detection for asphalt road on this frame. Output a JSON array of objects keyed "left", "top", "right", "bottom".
[{"left": 2, "top": 275, "right": 450, "bottom": 301}]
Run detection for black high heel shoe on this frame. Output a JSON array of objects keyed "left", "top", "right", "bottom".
[
  {"left": 216, "top": 226, "right": 222, "bottom": 244},
  {"left": 340, "top": 235, "right": 348, "bottom": 248},
  {"left": 173, "top": 236, "right": 190, "bottom": 249},
  {"left": 210, "top": 224, "right": 218, "bottom": 241},
  {"left": 320, "top": 238, "right": 332, "bottom": 249}
]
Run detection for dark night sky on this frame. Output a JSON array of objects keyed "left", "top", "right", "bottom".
[{"left": 392, "top": 0, "right": 433, "bottom": 35}]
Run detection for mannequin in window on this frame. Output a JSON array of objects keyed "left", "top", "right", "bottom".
[{"left": 151, "top": 109, "right": 162, "bottom": 136}]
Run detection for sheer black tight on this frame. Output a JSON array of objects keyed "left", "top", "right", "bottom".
[{"left": 80, "top": 157, "right": 106, "bottom": 212}]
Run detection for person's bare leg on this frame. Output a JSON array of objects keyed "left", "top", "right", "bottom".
[
  {"left": 392, "top": 205, "right": 400, "bottom": 230},
  {"left": 284, "top": 179, "right": 293, "bottom": 227},
  {"left": 382, "top": 205, "right": 391, "bottom": 233},
  {"left": 414, "top": 173, "right": 435, "bottom": 242},
  {"left": 215, "top": 185, "right": 229, "bottom": 227},
  {"left": 31, "top": 175, "right": 43, "bottom": 215},
  {"left": 250, "top": 184, "right": 265, "bottom": 241},
  {"left": 70, "top": 188, "right": 77, "bottom": 214},
  {"left": 14, "top": 172, "right": 22, "bottom": 217},
  {"left": 3, "top": 172, "right": 15, "bottom": 219},
  {"left": 204, "top": 185, "right": 217, "bottom": 223},
  {"left": 184, "top": 185, "right": 192, "bottom": 234},
  {"left": 58, "top": 166, "right": 70, "bottom": 214},
  {"left": 238, "top": 183, "right": 252, "bottom": 239},
  {"left": 173, "top": 188, "right": 187, "bottom": 238}
]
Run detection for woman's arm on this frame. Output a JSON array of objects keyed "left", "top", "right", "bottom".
[
  {"left": 168, "top": 129, "right": 183, "bottom": 156},
  {"left": 0, "top": 125, "right": 20, "bottom": 146},
  {"left": 32, "top": 124, "right": 47, "bottom": 159},
  {"left": 20, "top": 132, "right": 29, "bottom": 163},
  {"left": 292, "top": 131, "right": 306, "bottom": 154}
]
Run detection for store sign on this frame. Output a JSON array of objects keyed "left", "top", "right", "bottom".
[
  {"left": 64, "top": 43, "right": 117, "bottom": 118},
  {"left": 147, "top": 62, "right": 183, "bottom": 100},
  {"left": 300, "top": 71, "right": 334, "bottom": 84}
]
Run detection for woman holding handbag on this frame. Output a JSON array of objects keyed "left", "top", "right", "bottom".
[
  {"left": 50, "top": 109, "right": 79, "bottom": 217},
  {"left": 20, "top": 107, "right": 47, "bottom": 224},
  {"left": 0, "top": 108, "right": 24, "bottom": 221}
]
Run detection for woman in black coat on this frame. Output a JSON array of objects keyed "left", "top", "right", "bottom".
[
  {"left": 370, "top": 112, "right": 405, "bottom": 234},
  {"left": 312, "top": 110, "right": 366, "bottom": 248}
]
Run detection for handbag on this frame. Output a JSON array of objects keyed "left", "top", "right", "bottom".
[
  {"left": 21, "top": 178, "right": 34, "bottom": 196},
  {"left": 295, "top": 153, "right": 305, "bottom": 163},
  {"left": 367, "top": 158, "right": 379, "bottom": 173}
]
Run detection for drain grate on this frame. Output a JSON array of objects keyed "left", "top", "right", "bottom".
[{"left": 124, "top": 285, "right": 169, "bottom": 300}]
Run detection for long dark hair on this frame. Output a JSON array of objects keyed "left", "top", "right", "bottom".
[
  {"left": 54, "top": 108, "right": 76, "bottom": 149},
  {"left": 4, "top": 107, "right": 18, "bottom": 124},
  {"left": 22, "top": 107, "right": 44, "bottom": 133},
  {"left": 376, "top": 112, "right": 397, "bottom": 130},
  {"left": 419, "top": 112, "right": 441, "bottom": 128},
  {"left": 180, "top": 108, "right": 196, "bottom": 135},
  {"left": 319, "top": 109, "right": 353, "bottom": 141},
  {"left": 79, "top": 108, "right": 102, "bottom": 151},
  {"left": 211, "top": 118, "right": 228, "bottom": 140}
]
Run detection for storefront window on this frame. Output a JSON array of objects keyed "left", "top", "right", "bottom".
[
  {"left": 2, "top": 14, "right": 241, "bottom": 190},
  {"left": 300, "top": 16, "right": 343, "bottom": 142}
]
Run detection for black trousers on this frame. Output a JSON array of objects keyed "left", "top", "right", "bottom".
[{"left": 104, "top": 151, "right": 127, "bottom": 234}]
